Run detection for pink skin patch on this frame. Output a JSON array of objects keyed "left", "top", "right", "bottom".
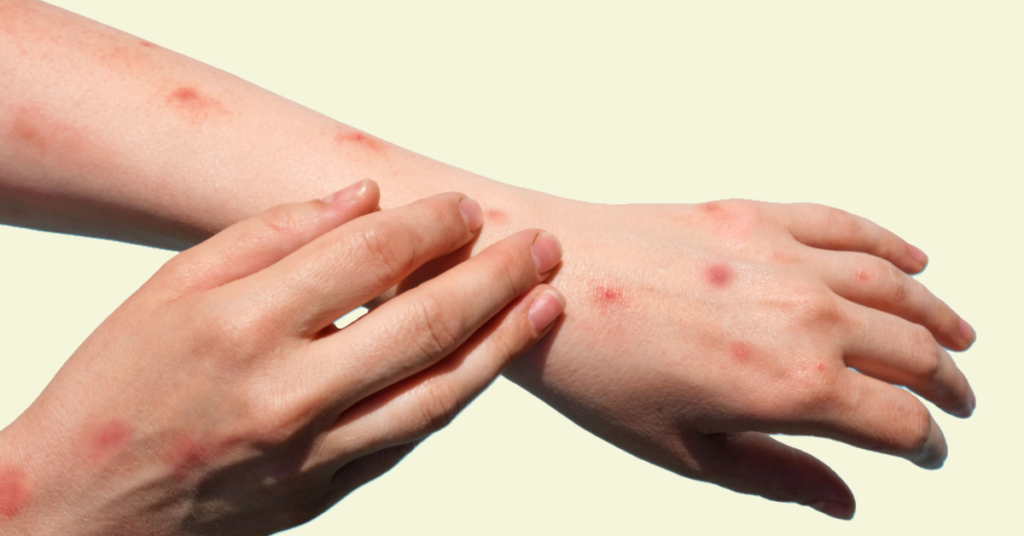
[
  {"left": 592, "top": 284, "right": 621, "bottom": 305},
  {"left": 0, "top": 466, "right": 29, "bottom": 519},
  {"left": 729, "top": 342, "right": 751, "bottom": 362},
  {"left": 139, "top": 40, "right": 157, "bottom": 48},
  {"left": 703, "top": 263, "right": 733, "bottom": 288},
  {"left": 485, "top": 208, "right": 508, "bottom": 225},
  {"left": 855, "top": 270, "right": 870, "bottom": 282},
  {"left": 166, "top": 86, "right": 229, "bottom": 123},
  {"left": 334, "top": 129, "right": 387, "bottom": 153},
  {"left": 700, "top": 201, "right": 723, "bottom": 214},
  {"left": 816, "top": 362, "right": 826, "bottom": 371},
  {"left": 87, "top": 419, "right": 133, "bottom": 465}
]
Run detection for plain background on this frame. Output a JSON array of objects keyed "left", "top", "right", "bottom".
[{"left": 1, "top": 1, "right": 1021, "bottom": 534}]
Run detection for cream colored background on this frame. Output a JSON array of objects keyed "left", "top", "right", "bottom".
[{"left": 2, "top": 1, "right": 1020, "bottom": 534}]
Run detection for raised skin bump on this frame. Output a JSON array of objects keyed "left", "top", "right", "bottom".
[
  {"left": 0, "top": 466, "right": 29, "bottom": 519},
  {"left": 485, "top": 208, "right": 508, "bottom": 225},
  {"left": 166, "top": 86, "right": 230, "bottom": 123},
  {"left": 86, "top": 419, "right": 133, "bottom": 465},
  {"left": 703, "top": 262, "right": 733, "bottom": 288},
  {"left": 333, "top": 127, "right": 387, "bottom": 153},
  {"left": 729, "top": 342, "right": 751, "bottom": 362}
]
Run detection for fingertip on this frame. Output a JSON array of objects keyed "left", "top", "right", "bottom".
[
  {"left": 809, "top": 500, "right": 856, "bottom": 520},
  {"left": 906, "top": 242, "right": 928, "bottom": 272},
  {"left": 458, "top": 197, "right": 484, "bottom": 232},
  {"left": 528, "top": 288, "right": 565, "bottom": 333},
  {"left": 322, "top": 179, "right": 371, "bottom": 204}
]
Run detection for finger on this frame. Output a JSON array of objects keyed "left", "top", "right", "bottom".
[
  {"left": 813, "top": 250, "right": 976, "bottom": 350},
  {"left": 153, "top": 180, "right": 379, "bottom": 298},
  {"left": 233, "top": 192, "right": 485, "bottom": 336},
  {"left": 842, "top": 302, "right": 975, "bottom": 418},
  {"left": 803, "top": 371, "right": 949, "bottom": 469},
  {"left": 301, "top": 229, "right": 560, "bottom": 420},
  {"left": 317, "top": 285, "right": 565, "bottom": 463},
  {"left": 687, "top": 432, "right": 854, "bottom": 520},
  {"left": 329, "top": 442, "right": 420, "bottom": 502},
  {"left": 781, "top": 203, "right": 928, "bottom": 274}
]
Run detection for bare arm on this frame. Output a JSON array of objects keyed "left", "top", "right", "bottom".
[{"left": 0, "top": 0, "right": 978, "bottom": 518}]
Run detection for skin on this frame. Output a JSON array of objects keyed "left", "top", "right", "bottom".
[
  {"left": 0, "top": 0, "right": 976, "bottom": 524},
  {"left": 0, "top": 181, "right": 567, "bottom": 535}
]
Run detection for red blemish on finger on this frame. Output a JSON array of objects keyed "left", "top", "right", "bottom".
[
  {"left": 485, "top": 208, "right": 508, "bottom": 225},
  {"left": 730, "top": 342, "right": 750, "bottom": 362},
  {"left": 0, "top": 466, "right": 29, "bottom": 519},
  {"left": 816, "top": 361, "right": 826, "bottom": 371},
  {"left": 162, "top": 434, "right": 215, "bottom": 481},
  {"left": 703, "top": 263, "right": 733, "bottom": 288},
  {"left": 855, "top": 270, "right": 870, "bottom": 282},
  {"left": 166, "top": 86, "right": 229, "bottom": 123},
  {"left": 700, "top": 201, "right": 723, "bottom": 214},
  {"left": 87, "top": 419, "right": 133, "bottom": 465},
  {"left": 334, "top": 129, "right": 387, "bottom": 153}
]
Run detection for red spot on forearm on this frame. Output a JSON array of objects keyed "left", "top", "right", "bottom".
[
  {"left": 703, "top": 262, "right": 733, "bottom": 288},
  {"left": 485, "top": 208, "right": 508, "bottom": 225},
  {"left": 86, "top": 419, "right": 133, "bottom": 465},
  {"left": 166, "top": 86, "right": 229, "bottom": 124},
  {"left": 729, "top": 342, "right": 750, "bottom": 362},
  {"left": 0, "top": 466, "right": 29, "bottom": 519},
  {"left": 139, "top": 40, "right": 157, "bottom": 48},
  {"left": 334, "top": 127, "right": 387, "bottom": 154},
  {"left": 591, "top": 284, "right": 624, "bottom": 311}
]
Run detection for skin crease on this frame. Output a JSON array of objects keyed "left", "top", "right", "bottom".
[{"left": 0, "top": 0, "right": 979, "bottom": 528}]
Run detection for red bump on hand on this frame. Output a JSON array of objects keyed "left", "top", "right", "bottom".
[
  {"left": 485, "top": 208, "right": 508, "bottom": 225},
  {"left": 729, "top": 342, "right": 750, "bottom": 362},
  {"left": 87, "top": 419, "right": 133, "bottom": 465},
  {"left": 0, "top": 466, "right": 29, "bottom": 519},
  {"left": 703, "top": 262, "right": 733, "bottom": 288}
]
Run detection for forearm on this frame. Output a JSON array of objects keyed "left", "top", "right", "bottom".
[{"left": 0, "top": 0, "right": 563, "bottom": 251}]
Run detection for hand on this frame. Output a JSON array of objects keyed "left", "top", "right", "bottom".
[
  {"left": 0, "top": 180, "right": 565, "bottom": 535},
  {"left": 505, "top": 198, "right": 974, "bottom": 520}
]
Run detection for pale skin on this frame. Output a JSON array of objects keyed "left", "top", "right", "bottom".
[{"left": 0, "top": 0, "right": 976, "bottom": 527}]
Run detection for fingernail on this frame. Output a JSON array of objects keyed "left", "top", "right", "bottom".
[
  {"left": 959, "top": 318, "right": 976, "bottom": 344},
  {"left": 322, "top": 180, "right": 368, "bottom": 203},
  {"left": 459, "top": 197, "right": 484, "bottom": 232},
  {"left": 532, "top": 232, "right": 562, "bottom": 274},
  {"left": 529, "top": 290, "right": 564, "bottom": 332},
  {"left": 907, "top": 243, "right": 928, "bottom": 267},
  {"left": 809, "top": 501, "right": 854, "bottom": 520}
]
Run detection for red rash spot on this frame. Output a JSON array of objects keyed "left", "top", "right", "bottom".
[
  {"left": 139, "top": 40, "right": 156, "bottom": 48},
  {"left": 334, "top": 129, "right": 387, "bottom": 153},
  {"left": 703, "top": 263, "right": 733, "bottom": 288},
  {"left": 593, "top": 284, "right": 621, "bottom": 304},
  {"left": 856, "top": 270, "right": 870, "bottom": 282},
  {"left": 166, "top": 86, "right": 228, "bottom": 123},
  {"left": 730, "top": 342, "right": 750, "bottom": 362},
  {"left": 485, "top": 208, "right": 508, "bottom": 225},
  {"left": 87, "top": 419, "right": 133, "bottom": 465},
  {"left": 816, "top": 362, "right": 826, "bottom": 371},
  {"left": 0, "top": 466, "right": 29, "bottom": 519},
  {"left": 162, "top": 434, "right": 214, "bottom": 481},
  {"left": 700, "top": 201, "right": 723, "bottom": 213}
]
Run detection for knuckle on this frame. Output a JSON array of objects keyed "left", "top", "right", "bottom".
[
  {"left": 417, "top": 378, "right": 462, "bottom": 433},
  {"left": 357, "top": 222, "right": 419, "bottom": 285},
  {"left": 905, "top": 326, "right": 942, "bottom": 380},
  {"left": 898, "top": 404, "right": 935, "bottom": 455},
  {"left": 782, "top": 287, "right": 844, "bottom": 329},
  {"left": 257, "top": 204, "right": 305, "bottom": 238},
  {"left": 881, "top": 264, "right": 912, "bottom": 304},
  {"left": 409, "top": 292, "right": 465, "bottom": 358}
]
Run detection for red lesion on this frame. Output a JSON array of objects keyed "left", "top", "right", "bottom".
[
  {"left": 0, "top": 466, "right": 29, "bottom": 519},
  {"left": 816, "top": 361, "right": 826, "bottom": 371},
  {"left": 166, "top": 86, "right": 229, "bottom": 123},
  {"left": 334, "top": 127, "right": 387, "bottom": 154},
  {"left": 485, "top": 208, "right": 508, "bottom": 225},
  {"left": 139, "top": 40, "right": 157, "bottom": 48},
  {"left": 729, "top": 342, "right": 751, "bottom": 362},
  {"left": 161, "top": 434, "right": 216, "bottom": 481},
  {"left": 855, "top": 270, "right": 870, "bottom": 282},
  {"left": 593, "top": 284, "right": 621, "bottom": 304},
  {"left": 86, "top": 419, "right": 133, "bottom": 465},
  {"left": 703, "top": 262, "right": 733, "bottom": 288}
]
